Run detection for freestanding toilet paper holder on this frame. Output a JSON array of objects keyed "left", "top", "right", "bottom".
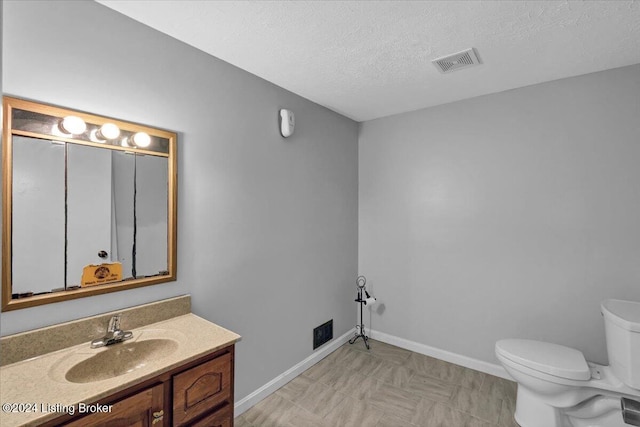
[{"left": 349, "top": 275, "right": 376, "bottom": 350}]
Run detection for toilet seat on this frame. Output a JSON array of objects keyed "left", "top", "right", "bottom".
[{"left": 496, "top": 339, "right": 591, "bottom": 381}]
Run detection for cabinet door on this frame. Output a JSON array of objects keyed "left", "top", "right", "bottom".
[
  {"left": 173, "top": 352, "right": 232, "bottom": 426},
  {"left": 64, "top": 383, "right": 164, "bottom": 427}
]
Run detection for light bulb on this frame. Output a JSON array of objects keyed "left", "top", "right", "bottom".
[
  {"left": 89, "top": 129, "right": 105, "bottom": 143},
  {"left": 99, "top": 123, "right": 120, "bottom": 140},
  {"left": 52, "top": 124, "right": 70, "bottom": 138},
  {"left": 59, "top": 116, "right": 87, "bottom": 135},
  {"left": 91, "top": 124, "right": 120, "bottom": 143},
  {"left": 132, "top": 132, "right": 151, "bottom": 148}
]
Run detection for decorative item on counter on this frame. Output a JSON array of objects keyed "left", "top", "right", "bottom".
[{"left": 81, "top": 262, "right": 123, "bottom": 287}]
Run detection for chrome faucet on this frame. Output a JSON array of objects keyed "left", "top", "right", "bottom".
[{"left": 91, "top": 314, "right": 133, "bottom": 348}]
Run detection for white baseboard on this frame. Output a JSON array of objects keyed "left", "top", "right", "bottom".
[
  {"left": 368, "top": 329, "right": 512, "bottom": 381},
  {"left": 234, "top": 328, "right": 355, "bottom": 416}
]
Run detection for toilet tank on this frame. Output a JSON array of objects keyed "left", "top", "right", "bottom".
[{"left": 601, "top": 299, "right": 640, "bottom": 389}]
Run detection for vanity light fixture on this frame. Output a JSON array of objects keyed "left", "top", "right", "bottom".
[{"left": 59, "top": 115, "right": 87, "bottom": 135}]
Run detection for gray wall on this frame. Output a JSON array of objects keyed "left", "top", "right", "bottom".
[
  {"left": 1, "top": 1, "right": 358, "bottom": 401},
  {"left": 359, "top": 64, "right": 640, "bottom": 366}
]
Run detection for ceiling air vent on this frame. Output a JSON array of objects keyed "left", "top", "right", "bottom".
[{"left": 432, "top": 48, "right": 481, "bottom": 74}]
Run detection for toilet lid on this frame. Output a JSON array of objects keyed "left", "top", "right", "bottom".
[{"left": 496, "top": 339, "right": 590, "bottom": 381}]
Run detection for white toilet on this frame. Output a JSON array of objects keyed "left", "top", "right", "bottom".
[{"left": 496, "top": 299, "right": 640, "bottom": 427}]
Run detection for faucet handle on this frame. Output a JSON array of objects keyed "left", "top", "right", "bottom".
[{"left": 108, "top": 314, "right": 122, "bottom": 332}]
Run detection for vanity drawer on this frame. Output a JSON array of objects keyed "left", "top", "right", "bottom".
[
  {"left": 63, "top": 383, "right": 164, "bottom": 427},
  {"left": 172, "top": 352, "right": 232, "bottom": 426},
  {"left": 190, "top": 403, "right": 232, "bottom": 427}
]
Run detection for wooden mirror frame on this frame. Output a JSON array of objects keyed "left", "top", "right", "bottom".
[{"left": 2, "top": 96, "right": 178, "bottom": 311}]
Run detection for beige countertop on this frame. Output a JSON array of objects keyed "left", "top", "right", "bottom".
[{"left": 0, "top": 313, "right": 240, "bottom": 427}]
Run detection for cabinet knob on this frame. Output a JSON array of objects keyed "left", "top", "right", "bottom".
[{"left": 152, "top": 409, "right": 164, "bottom": 424}]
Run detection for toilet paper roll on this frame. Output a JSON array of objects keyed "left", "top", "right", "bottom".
[{"left": 364, "top": 297, "right": 377, "bottom": 306}]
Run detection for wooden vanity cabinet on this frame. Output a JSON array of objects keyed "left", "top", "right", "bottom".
[{"left": 42, "top": 345, "right": 235, "bottom": 427}]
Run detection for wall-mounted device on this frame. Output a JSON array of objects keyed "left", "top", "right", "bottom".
[{"left": 279, "top": 109, "right": 295, "bottom": 138}]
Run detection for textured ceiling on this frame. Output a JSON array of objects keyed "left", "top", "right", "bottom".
[{"left": 97, "top": 0, "right": 640, "bottom": 122}]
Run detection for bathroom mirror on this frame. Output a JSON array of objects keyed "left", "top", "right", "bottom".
[{"left": 2, "top": 96, "right": 177, "bottom": 311}]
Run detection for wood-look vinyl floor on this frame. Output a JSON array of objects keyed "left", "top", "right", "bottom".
[{"left": 236, "top": 339, "right": 519, "bottom": 427}]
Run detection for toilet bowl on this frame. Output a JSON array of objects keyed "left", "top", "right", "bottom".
[{"left": 496, "top": 299, "right": 640, "bottom": 427}]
